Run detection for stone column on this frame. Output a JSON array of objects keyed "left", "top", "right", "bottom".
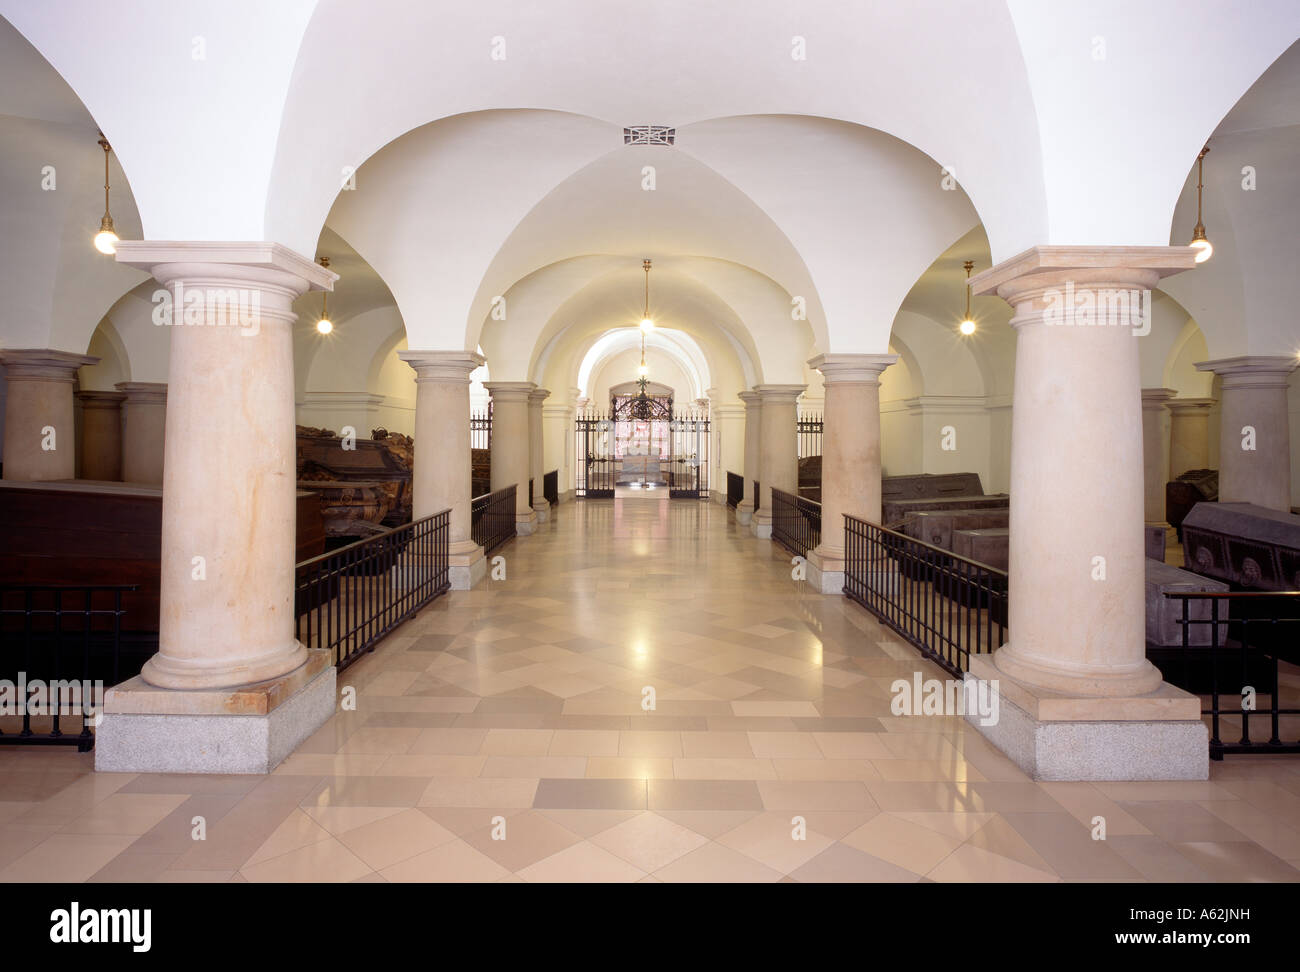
[
  {"left": 1195, "top": 356, "right": 1295, "bottom": 512},
  {"left": 484, "top": 381, "right": 537, "bottom": 535},
  {"left": 544, "top": 397, "right": 575, "bottom": 502},
  {"left": 750, "top": 384, "right": 805, "bottom": 538},
  {"left": 96, "top": 241, "right": 338, "bottom": 775},
  {"left": 399, "top": 350, "right": 487, "bottom": 590},
  {"left": 0, "top": 350, "right": 97, "bottom": 481},
  {"left": 529, "top": 387, "right": 551, "bottom": 522},
  {"left": 708, "top": 395, "right": 746, "bottom": 507},
  {"left": 965, "top": 245, "right": 1206, "bottom": 781},
  {"left": 806, "top": 354, "right": 896, "bottom": 593},
  {"left": 1140, "top": 387, "right": 1176, "bottom": 527},
  {"left": 115, "top": 381, "right": 167, "bottom": 484},
  {"left": 1167, "top": 397, "right": 1215, "bottom": 477},
  {"left": 77, "top": 390, "right": 126, "bottom": 481},
  {"left": 735, "top": 390, "right": 761, "bottom": 525}
]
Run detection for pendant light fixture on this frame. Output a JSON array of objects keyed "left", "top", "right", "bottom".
[
  {"left": 315, "top": 257, "right": 333, "bottom": 334},
  {"left": 92, "top": 132, "right": 119, "bottom": 254},
  {"left": 637, "top": 258, "right": 653, "bottom": 380},
  {"left": 958, "top": 260, "right": 976, "bottom": 335},
  {"left": 1188, "top": 144, "right": 1212, "bottom": 263}
]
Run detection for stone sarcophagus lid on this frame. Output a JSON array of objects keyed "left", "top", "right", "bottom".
[
  {"left": 899, "top": 508, "right": 1009, "bottom": 551},
  {"left": 296, "top": 426, "right": 413, "bottom": 538},
  {"left": 880, "top": 472, "right": 1009, "bottom": 529},
  {"left": 1145, "top": 559, "right": 1229, "bottom": 647},
  {"left": 1181, "top": 502, "right": 1300, "bottom": 591},
  {"left": 1166, "top": 468, "right": 1217, "bottom": 537}
]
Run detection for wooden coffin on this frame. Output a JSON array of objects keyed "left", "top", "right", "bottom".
[{"left": 297, "top": 426, "right": 413, "bottom": 534}]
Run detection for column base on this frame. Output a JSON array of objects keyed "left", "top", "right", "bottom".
[
  {"left": 735, "top": 501, "right": 753, "bottom": 526},
  {"left": 95, "top": 649, "right": 336, "bottom": 774},
  {"left": 448, "top": 540, "right": 487, "bottom": 591},
  {"left": 805, "top": 547, "right": 844, "bottom": 594},
  {"left": 532, "top": 500, "right": 550, "bottom": 523},
  {"left": 750, "top": 511, "right": 772, "bottom": 539},
  {"left": 515, "top": 510, "right": 538, "bottom": 536},
  {"left": 965, "top": 654, "right": 1207, "bottom": 781}
]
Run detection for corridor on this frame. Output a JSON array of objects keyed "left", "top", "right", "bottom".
[{"left": 1, "top": 499, "right": 1298, "bottom": 883}]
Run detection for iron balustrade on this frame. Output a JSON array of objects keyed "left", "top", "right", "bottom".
[
  {"left": 797, "top": 414, "right": 823, "bottom": 458},
  {"left": 770, "top": 487, "right": 821, "bottom": 559},
  {"left": 843, "top": 514, "right": 1007, "bottom": 677},
  {"left": 0, "top": 585, "right": 136, "bottom": 751},
  {"left": 471, "top": 484, "right": 517, "bottom": 555},
  {"left": 295, "top": 510, "right": 450, "bottom": 671},
  {"left": 528, "top": 477, "right": 533, "bottom": 509},
  {"left": 1165, "top": 591, "right": 1300, "bottom": 759},
  {"left": 726, "top": 471, "right": 745, "bottom": 509},
  {"left": 470, "top": 407, "right": 492, "bottom": 450},
  {"left": 754, "top": 479, "right": 761, "bottom": 513},
  {"left": 543, "top": 470, "right": 558, "bottom": 505}
]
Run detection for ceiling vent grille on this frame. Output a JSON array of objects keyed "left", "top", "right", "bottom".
[{"left": 623, "top": 126, "right": 675, "bottom": 145}]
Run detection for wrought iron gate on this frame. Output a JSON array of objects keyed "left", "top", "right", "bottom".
[
  {"left": 574, "top": 409, "right": 614, "bottom": 498},
  {"left": 573, "top": 405, "right": 710, "bottom": 499},
  {"left": 668, "top": 409, "right": 710, "bottom": 498}
]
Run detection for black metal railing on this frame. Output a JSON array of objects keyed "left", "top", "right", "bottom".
[
  {"left": 471, "top": 484, "right": 516, "bottom": 555},
  {"left": 798, "top": 414, "right": 823, "bottom": 458},
  {"left": 771, "top": 487, "right": 821, "bottom": 559},
  {"left": 844, "top": 515, "right": 1007, "bottom": 677},
  {"left": 754, "top": 479, "right": 761, "bottom": 513},
  {"left": 470, "top": 406, "right": 492, "bottom": 450},
  {"left": 0, "top": 585, "right": 136, "bottom": 751},
  {"left": 543, "top": 470, "right": 558, "bottom": 505},
  {"left": 727, "top": 471, "right": 744, "bottom": 509},
  {"left": 295, "top": 510, "right": 450, "bottom": 671},
  {"left": 1166, "top": 591, "right": 1300, "bottom": 759}
]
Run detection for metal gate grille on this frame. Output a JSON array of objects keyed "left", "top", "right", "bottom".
[
  {"left": 668, "top": 409, "right": 710, "bottom": 498},
  {"left": 575, "top": 409, "right": 614, "bottom": 498}
]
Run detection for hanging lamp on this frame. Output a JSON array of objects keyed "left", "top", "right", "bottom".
[
  {"left": 1188, "top": 144, "right": 1212, "bottom": 263},
  {"left": 316, "top": 257, "right": 333, "bottom": 334},
  {"left": 92, "top": 133, "right": 119, "bottom": 254},
  {"left": 958, "top": 261, "right": 976, "bottom": 335}
]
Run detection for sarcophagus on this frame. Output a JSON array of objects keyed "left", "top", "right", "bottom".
[
  {"left": 883, "top": 472, "right": 987, "bottom": 501},
  {"left": 1182, "top": 502, "right": 1300, "bottom": 591},
  {"left": 296, "top": 426, "right": 412, "bottom": 538},
  {"left": 1166, "top": 468, "right": 1217, "bottom": 537},
  {"left": 900, "top": 509, "right": 1010, "bottom": 550}
]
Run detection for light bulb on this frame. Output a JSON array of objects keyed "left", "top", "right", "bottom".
[
  {"left": 637, "top": 363, "right": 648, "bottom": 378},
  {"left": 640, "top": 317, "right": 654, "bottom": 332},
  {"left": 93, "top": 229, "right": 119, "bottom": 254},
  {"left": 1190, "top": 237, "right": 1213, "bottom": 263},
  {"left": 959, "top": 319, "right": 976, "bottom": 336},
  {"left": 316, "top": 318, "right": 333, "bottom": 335}
]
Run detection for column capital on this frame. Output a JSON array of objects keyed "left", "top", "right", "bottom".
[
  {"left": 528, "top": 387, "right": 551, "bottom": 405},
  {"left": 399, "top": 350, "right": 485, "bottom": 382},
  {"left": 0, "top": 348, "right": 97, "bottom": 380},
  {"left": 483, "top": 380, "right": 536, "bottom": 403},
  {"left": 753, "top": 383, "right": 806, "bottom": 404},
  {"left": 808, "top": 353, "right": 897, "bottom": 383},
  {"left": 1140, "top": 387, "right": 1178, "bottom": 408},
  {"left": 737, "top": 390, "right": 761, "bottom": 406},
  {"left": 115, "top": 381, "right": 168, "bottom": 405},
  {"left": 970, "top": 245, "right": 1198, "bottom": 298},
  {"left": 115, "top": 240, "right": 336, "bottom": 292},
  {"left": 1195, "top": 355, "right": 1298, "bottom": 389},
  {"left": 77, "top": 389, "right": 127, "bottom": 410},
  {"left": 1166, "top": 397, "right": 1216, "bottom": 414}
]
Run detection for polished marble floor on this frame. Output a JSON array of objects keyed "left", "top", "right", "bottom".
[{"left": 2, "top": 495, "right": 1299, "bottom": 883}]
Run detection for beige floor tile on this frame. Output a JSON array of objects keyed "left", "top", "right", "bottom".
[
  {"left": 480, "top": 729, "right": 555, "bottom": 756},
  {"left": 652, "top": 841, "right": 783, "bottom": 883},
  {"left": 60, "top": 792, "right": 189, "bottom": 836},
  {"left": 548, "top": 730, "right": 621, "bottom": 756},
  {"left": 585, "top": 757, "right": 675, "bottom": 779},
  {"left": 461, "top": 810, "right": 583, "bottom": 870},
  {"left": 715, "top": 811, "right": 834, "bottom": 874},
  {"left": 618, "top": 731, "right": 683, "bottom": 758},
  {"left": 747, "top": 731, "right": 824, "bottom": 759},
  {"left": 244, "top": 809, "right": 333, "bottom": 866},
  {"left": 518, "top": 839, "right": 648, "bottom": 882},
  {"left": 589, "top": 812, "right": 709, "bottom": 871},
  {"left": 0, "top": 833, "right": 140, "bottom": 882},
  {"left": 379, "top": 838, "right": 511, "bottom": 883},
  {"left": 926, "top": 843, "right": 1059, "bottom": 883},
  {"left": 841, "top": 813, "right": 961, "bottom": 874},
  {"left": 335, "top": 807, "right": 457, "bottom": 870}
]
